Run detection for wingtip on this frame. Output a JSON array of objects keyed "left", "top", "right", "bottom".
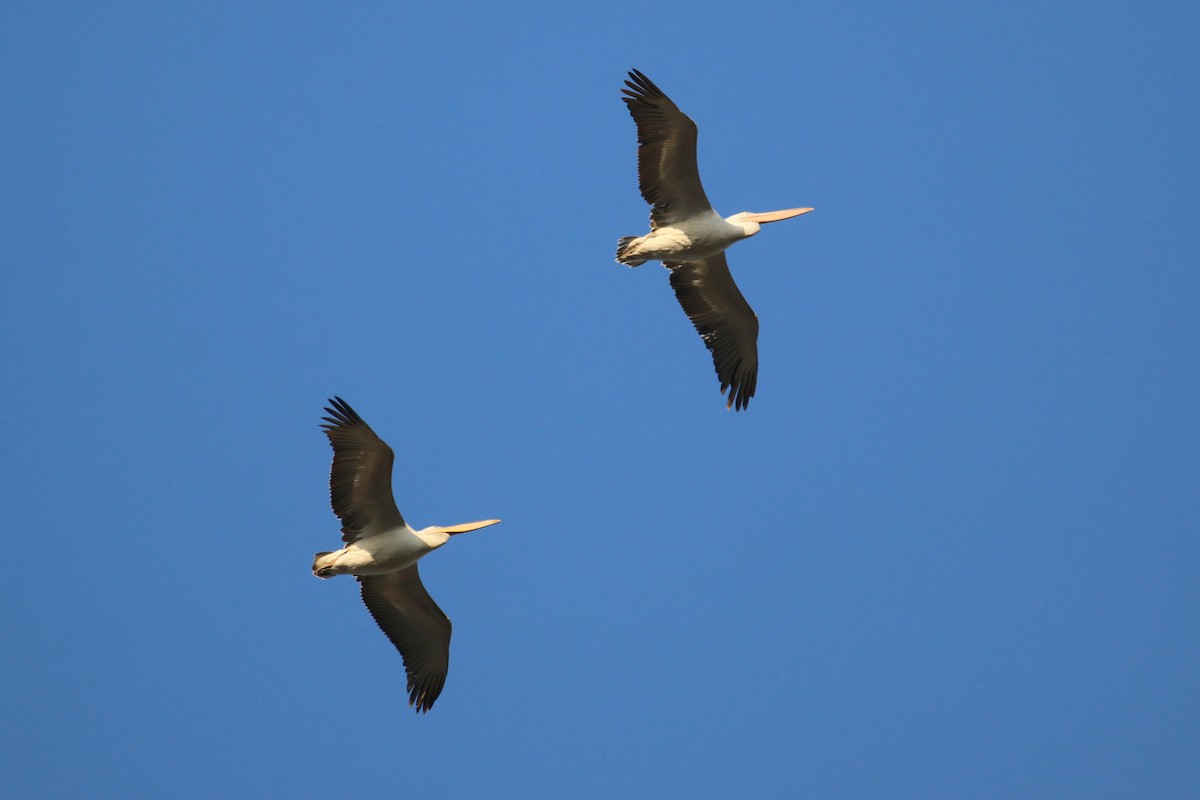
[
  {"left": 320, "top": 396, "right": 366, "bottom": 430},
  {"left": 408, "top": 675, "right": 447, "bottom": 714},
  {"left": 722, "top": 385, "right": 753, "bottom": 412},
  {"left": 623, "top": 68, "right": 665, "bottom": 100}
]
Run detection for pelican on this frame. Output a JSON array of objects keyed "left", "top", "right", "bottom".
[
  {"left": 617, "top": 69, "right": 814, "bottom": 411},
  {"left": 312, "top": 397, "right": 500, "bottom": 713}
]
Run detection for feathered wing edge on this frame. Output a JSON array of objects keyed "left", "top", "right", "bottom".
[
  {"left": 621, "top": 69, "right": 713, "bottom": 228},
  {"left": 359, "top": 567, "right": 452, "bottom": 713},
  {"left": 320, "top": 397, "right": 405, "bottom": 543},
  {"left": 667, "top": 254, "right": 760, "bottom": 411}
]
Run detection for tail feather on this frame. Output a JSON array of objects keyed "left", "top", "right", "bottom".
[
  {"left": 616, "top": 236, "right": 647, "bottom": 267},
  {"left": 312, "top": 551, "right": 335, "bottom": 578}
]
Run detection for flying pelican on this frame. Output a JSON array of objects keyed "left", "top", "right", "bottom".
[
  {"left": 617, "top": 69, "right": 813, "bottom": 411},
  {"left": 312, "top": 397, "right": 500, "bottom": 713}
]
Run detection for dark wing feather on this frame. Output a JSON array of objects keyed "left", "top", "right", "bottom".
[
  {"left": 622, "top": 69, "right": 714, "bottom": 228},
  {"left": 668, "top": 254, "right": 760, "bottom": 411},
  {"left": 320, "top": 397, "right": 406, "bottom": 543},
  {"left": 359, "top": 567, "right": 452, "bottom": 713}
]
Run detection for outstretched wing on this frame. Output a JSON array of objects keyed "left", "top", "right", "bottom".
[
  {"left": 321, "top": 397, "right": 406, "bottom": 543},
  {"left": 359, "top": 566, "right": 452, "bottom": 713},
  {"left": 668, "top": 253, "right": 760, "bottom": 411},
  {"left": 622, "top": 69, "right": 715, "bottom": 228}
]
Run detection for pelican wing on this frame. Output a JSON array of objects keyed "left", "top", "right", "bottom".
[
  {"left": 359, "top": 567, "right": 452, "bottom": 713},
  {"left": 622, "top": 69, "right": 714, "bottom": 228},
  {"left": 668, "top": 253, "right": 760, "bottom": 411},
  {"left": 321, "top": 397, "right": 406, "bottom": 543}
]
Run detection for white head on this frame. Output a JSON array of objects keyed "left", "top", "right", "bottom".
[
  {"left": 726, "top": 207, "right": 814, "bottom": 237},
  {"left": 415, "top": 519, "right": 502, "bottom": 549}
]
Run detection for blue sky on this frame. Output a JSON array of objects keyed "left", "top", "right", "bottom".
[{"left": 3, "top": 2, "right": 1198, "bottom": 797}]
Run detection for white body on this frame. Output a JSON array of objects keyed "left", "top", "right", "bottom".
[
  {"left": 619, "top": 211, "right": 759, "bottom": 265},
  {"left": 313, "top": 525, "right": 447, "bottom": 577}
]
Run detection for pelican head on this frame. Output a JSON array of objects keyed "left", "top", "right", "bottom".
[
  {"left": 727, "top": 207, "right": 814, "bottom": 237},
  {"left": 415, "top": 519, "right": 502, "bottom": 549}
]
